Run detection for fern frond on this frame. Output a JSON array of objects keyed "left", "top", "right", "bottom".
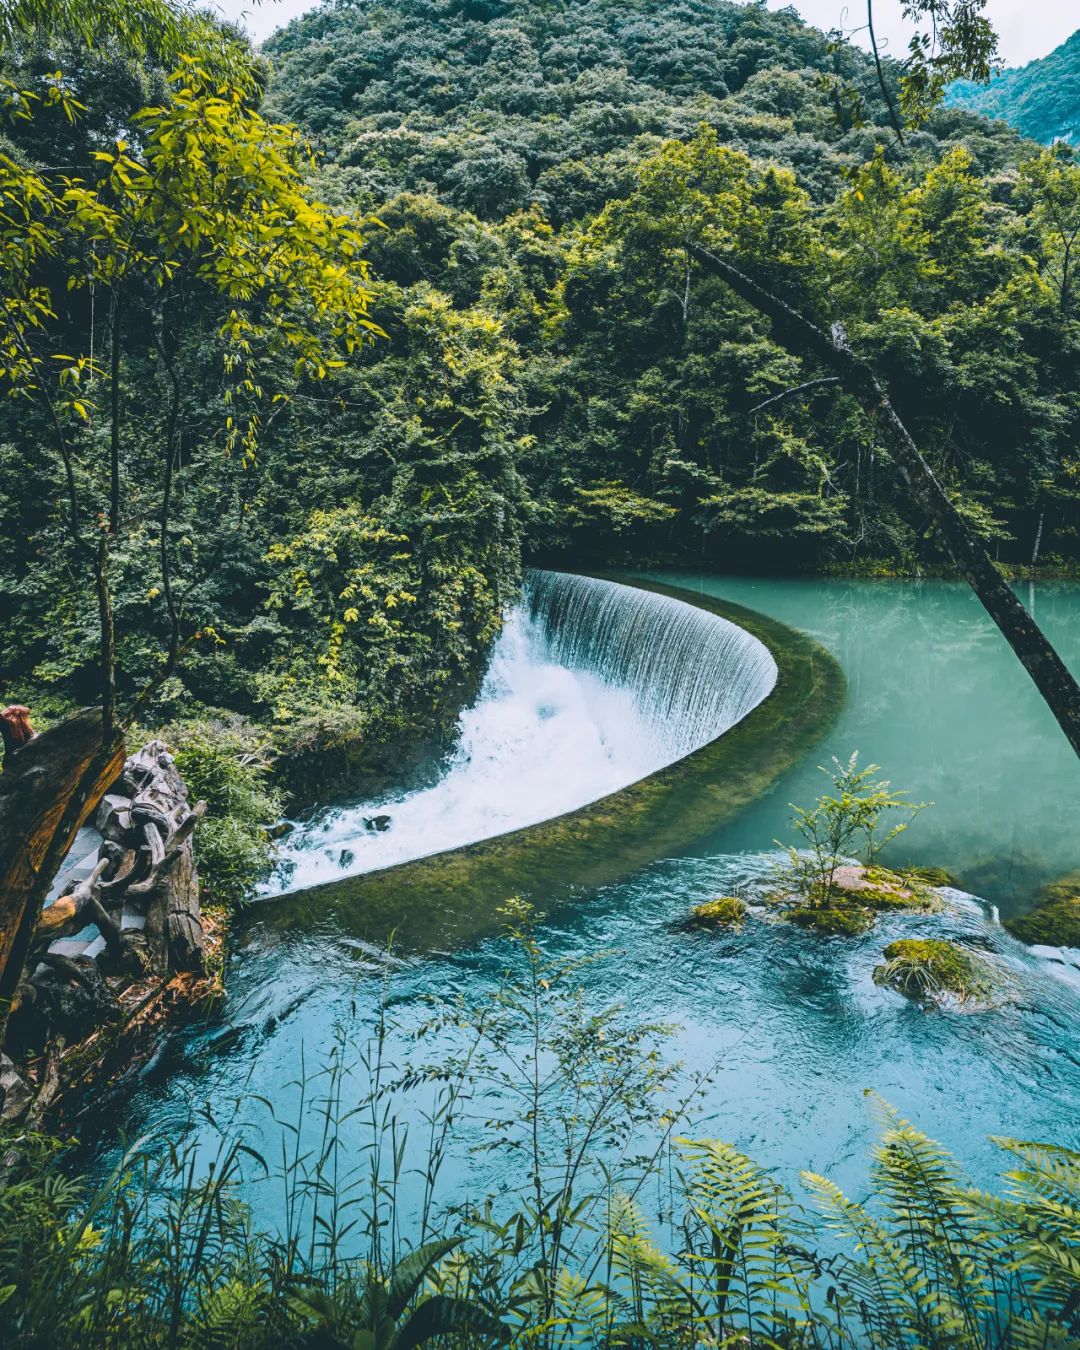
[
  {"left": 868, "top": 1095, "right": 995, "bottom": 1340},
  {"left": 968, "top": 1190, "right": 1080, "bottom": 1321},
  {"left": 803, "top": 1169, "right": 932, "bottom": 1349},
  {"left": 993, "top": 1137, "right": 1080, "bottom": 1229},
  {"left": 188, "top": 1276, "right": 271, "bottom": 1348},
  {"left": 677, "top": 1137, "right": 814, "bottom": 1348},
  {"left": 543, "top": 1267, "right": 611, "bottom": 1346},
  {"left": 1005, "top": 1309, "right": 1080, "bottom": 1350}
]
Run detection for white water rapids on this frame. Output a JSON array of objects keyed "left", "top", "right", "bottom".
[{"left": 268, "top": 572, "right": 777, "bottom": 895}]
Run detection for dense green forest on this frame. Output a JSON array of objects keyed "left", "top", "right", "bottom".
[
  {"left": 4, "top": 0, "right": 1080, "bottom": 806},
  {"left": 948, "top": 27, "right": 1080, "bottom": 147},
  {"left": 3, "top": 6, "right": 1080, "bottom": 1346},
  {"left": 259, "top": 0, "right": 1080, "bottom": 578}
]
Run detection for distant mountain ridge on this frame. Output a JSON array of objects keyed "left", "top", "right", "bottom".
[{"left": 946, "top": 28, "right": 1080, "bottom": 145}]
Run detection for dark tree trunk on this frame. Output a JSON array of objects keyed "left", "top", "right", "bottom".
[
  {"left": 0, "top": 711, "right": 126, "bottom": 1036},
  {"left": 690, "top": 243, "right": 1080, "bottom": 759}
]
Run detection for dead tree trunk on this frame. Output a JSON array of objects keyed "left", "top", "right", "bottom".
[
  {"left": 689, "top": 243, "right": 1080, "bottom": 759},
  {"left": 98, "top": 739, "right": 207, "bottom": 976}
]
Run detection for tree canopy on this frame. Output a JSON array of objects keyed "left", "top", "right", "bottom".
[{"left": 3, "top": 0, "right": 1080, "bottom": 773}]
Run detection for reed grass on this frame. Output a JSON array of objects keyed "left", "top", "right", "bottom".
[{"left": 1, "top": 905, "right": 1077, "bottom": 1348}]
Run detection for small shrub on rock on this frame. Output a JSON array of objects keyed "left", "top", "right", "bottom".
[{"left": 166, "top": 715, "right": 283, "bottom": 909}]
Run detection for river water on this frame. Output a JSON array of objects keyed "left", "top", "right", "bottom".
[
  {"left": 90, "top": 573, "right": 1080, "bottom": 1246},
  {"left": 647, "top": 573, "right": 1080, "bottom": 913}
]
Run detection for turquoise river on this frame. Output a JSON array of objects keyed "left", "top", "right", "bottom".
[{"left": 84, "top": 572, "right": 1080, "bottom": 1249}]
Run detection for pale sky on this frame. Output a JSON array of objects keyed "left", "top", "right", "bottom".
[
  {"left": 767, "top": 0, "right": 1077, "bottom": 69},
  {"left": 214, "top": 0, "right": 1076, "bottom": 68}
]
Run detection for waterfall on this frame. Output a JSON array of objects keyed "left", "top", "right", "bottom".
[
  {"left": 524, "top": 571, "right": 776, "bottom": 763},
  {"left": 267, "top": 571, "right": 777, "bottom": 894}
]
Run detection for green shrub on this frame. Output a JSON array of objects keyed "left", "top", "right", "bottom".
[
  {"left": 779, "top": 752, "right": 929, "bottom": 903},
  {"left": 165, "top": 715, "right": 283, "bottom": 909}
]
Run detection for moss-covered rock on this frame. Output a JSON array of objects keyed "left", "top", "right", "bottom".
[
  {"left": 902, "top": 866, "right": 956, "bottom": 890},
  {"left": 688, "top": 896, "right": 747, "bottom": 928},
  {"left": 778, "top": 864, "right": 943, "bottom": 938},
  {"left": 831, "top": 865, "right": 941, "bottom": 912},
  {"left": 784, "top": 906, "right": 875, "bottom": 936},
  {"left": 1004, "top": 873, "right": 1080, "bottom": 949},
  {"left": 873, "top": 938, "right": 991, "bottom": 1005}
]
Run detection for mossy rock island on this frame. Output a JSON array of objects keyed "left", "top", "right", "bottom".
[
  {"left": 686, "top": 896, "right": 747, "bottom": 929},
  {"left": 903, "top": 866, "right": 957, "bottom": 889},
  {"left": 873, "top": 938, "right": 993, "bottom": 1008},
  {"left": 1004, "top": 873, "right": 1080, "bottom": 950},
  {"left": 780, "top": 865, "right": 943, "bottom": 936},
  {"left": 786, "top": 905, "right": 875, "bottom": 936}
]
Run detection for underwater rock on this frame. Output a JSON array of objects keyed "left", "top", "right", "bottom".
[
  {"left": 364, "top": 815, "right": 392, "bottom": 833},
  {"left": 686, "top": 896, "right": 747, "bottom": 928},
  {"left": 873, "top": 938, "right": 992, "bottom": 1007},
  {"left": 1004, "top": 873, "right": 1080, "bottom": 950}
]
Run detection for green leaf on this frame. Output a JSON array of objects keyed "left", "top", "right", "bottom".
[{"left": 392, "top": 1295, "right": 509, "bottom": 1350}]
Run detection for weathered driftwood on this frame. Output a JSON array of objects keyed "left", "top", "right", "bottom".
[
  {"left": 33, "top": 859, "right": 120, "bottom": 954},
  {"left": 106, "top": 740, "right": 207, "bottom": 974},
  {"left": 0, "top": 708, "right": 126, "bottom": 1023}
]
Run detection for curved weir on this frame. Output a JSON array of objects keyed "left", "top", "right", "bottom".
[
  {"left": 273, "top": 571, "right": 777, "bottom": 894},
  {"left": 259, "top": 573, "right": 844, "bottom": 948},
  {"left": 524, "top": 571, "right": 777, "bottom": 764}
]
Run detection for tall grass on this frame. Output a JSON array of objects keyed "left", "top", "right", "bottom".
[{"left": 1, "top": 904, "right": 1077, "bottom": 1348}]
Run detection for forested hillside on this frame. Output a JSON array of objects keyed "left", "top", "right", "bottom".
[
  {"left": 4, "top": 0, "right": 1080, "bottom": 800},
  {"left": 948, "top": 28, "right": 1080, "bottom": 146},
  {"left": 262, "top": 0, "right": 1080, "bottom": 575}
]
